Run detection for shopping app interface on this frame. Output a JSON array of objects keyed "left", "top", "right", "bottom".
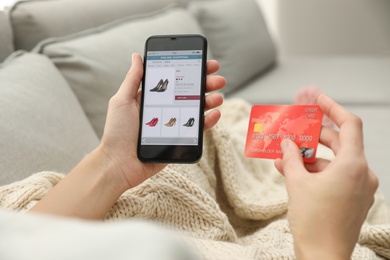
[{"left": 141, "top": 50, "right": 203, "bottom": 146}]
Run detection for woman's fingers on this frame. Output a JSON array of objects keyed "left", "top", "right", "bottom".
[
  {"left": 304, "top": 158, "right": 331, "bottom": 173},
  {"left": 203, "top": 109, "right": 221, "bottom": 132},
  {"left": 277, "top": 139, "right": 308, "bottom": 178},
  {"left": 317, "top": 94, "right": 364, "bottom": 154},
  {"left": 204, "top": 93, "right": 223, "bottom": 111},
  {"left": 206, "top": 60, "right": 219, "bottom": 75},
  {"left": 117, "top": 53, "right": 143, "bottom": 100},
  {"left": 206, "top": 75, "right": 226, "bottom": 93},
  {"left": 206, "top": 60, "right": 225, "bottom": 93},
  {"left": 320, "top": 126, "right": 340, "bottom": 154}
]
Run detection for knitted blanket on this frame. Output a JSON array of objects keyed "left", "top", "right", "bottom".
[{"left": 1, "top": 99, "right": 390, "bottom": 259}]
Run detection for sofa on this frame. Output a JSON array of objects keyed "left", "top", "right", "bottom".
[{"left": 0, "top": 0, "right": 389, "bottom": 202}]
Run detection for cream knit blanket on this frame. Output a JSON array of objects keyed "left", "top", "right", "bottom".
[{"left": 1, "top": 99, "right": 390, "bottom": 259}]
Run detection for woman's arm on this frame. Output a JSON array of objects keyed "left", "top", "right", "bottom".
[
  {"left": 275, "top": 94, "right": 379, "bottom": 260},
  {"left": 30, "top": 53, "right": 226, "bottom": 219}
]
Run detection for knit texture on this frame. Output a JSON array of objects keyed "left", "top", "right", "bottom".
[{"left": 1, "top": 99, "right": 389, "bottom": 259}]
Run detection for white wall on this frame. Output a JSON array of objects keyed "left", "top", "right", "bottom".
[
  {"left": 256, "top": 0, "right": 390, "bottom": 57},
  {"left": 0, "top": 0, "right": 17, "bottom": 11}
]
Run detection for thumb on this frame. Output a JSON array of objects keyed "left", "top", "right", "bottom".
[
  {"left": 280, "top": 139, "right": 307, "bottom": 178},
  {"left": 117, "top": 53, "right": 143, "bottom": 99}
]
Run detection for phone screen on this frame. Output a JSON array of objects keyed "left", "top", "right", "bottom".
[{"left": 138, "top": 35, "right": 207, "bottom": 163}]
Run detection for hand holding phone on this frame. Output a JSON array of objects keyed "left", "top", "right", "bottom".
[{"left": 137, "top": 35, "right": 208, "bottom": 163}]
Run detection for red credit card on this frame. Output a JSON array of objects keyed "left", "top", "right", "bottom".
[{"left": 245, "top": 105, "right": 323, "bottom": 163}]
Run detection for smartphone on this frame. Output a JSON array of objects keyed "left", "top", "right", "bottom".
[{"left": 137, "top": 34, "right": 208, "bottom": 163}]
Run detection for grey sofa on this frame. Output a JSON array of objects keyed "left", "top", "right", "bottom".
[{"left": 0, "top": 0, "right": 389, "bottom": 201}]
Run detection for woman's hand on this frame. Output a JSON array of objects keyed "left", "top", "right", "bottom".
[
  {"left": 99, "top": 53, "right": 225, "bottom": 191},
  {"left": 275, "top": 94, "right": 378, "bottom": 260}
]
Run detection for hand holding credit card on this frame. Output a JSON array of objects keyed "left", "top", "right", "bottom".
[{"left": 245, "top": 105, "right": 323, "bottom": 163}]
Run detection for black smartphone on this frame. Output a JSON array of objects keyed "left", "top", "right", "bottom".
[{"left": 137, "top": 34, "right": 208, "bottom": 163}]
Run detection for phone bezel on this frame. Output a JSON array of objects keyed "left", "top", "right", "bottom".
[{"left": 137, "top": 34, "right": 208, "bottom": 163}]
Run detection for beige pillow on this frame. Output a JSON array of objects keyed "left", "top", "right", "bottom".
[
  {"left": 10, "top": 0, "right": 188, "bottom": 50},
  {"left": 0, "top": 52, "right": 99, "bottom": 185},
  {"left": 190, "top": 0, "right": 277, "bottom": 94},
  {"left": 35, "top": 8, "right": 204, "bottom": 137},
  {"left": 0, "top": 11, "right": 13, "bottom": 62}
]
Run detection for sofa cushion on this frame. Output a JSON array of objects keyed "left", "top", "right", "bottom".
[
  {"left": 0, "top": 52, "right": 100, "bottom": 185},
  {"left": 230, "top": 57, "right": 390, "bottom": 105},
  {"left": 189, "top": 0, "right": 276, "bottom": 94},
  {"left": 10, "top": 0, "right": 188, "bottom": 50},
  {"left": 0, "top": 11, "right": 13, "bottom": 62},
  {"left": 34, "top": 8, "right": 204, "bottom": 137}
]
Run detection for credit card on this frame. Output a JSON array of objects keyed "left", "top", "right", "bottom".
[{"left": 245, "top": 105, "right": 323, "bottom": 163}]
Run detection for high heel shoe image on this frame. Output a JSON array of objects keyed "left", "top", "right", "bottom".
[
  {"left": 157, "top": 79, "right": 169, "bottom": 92},
  {"left": 150, "top": 79, "right": 163, "bottom": 92},
  {"left": 188, "top": 118, "right": 195, "bottom": 127},
  {"left": 146, "top": 117, "right": 157, "bottom": 125},
  {"left": 146, "top": 118, "right": 158, "bottom": 127},
  {"left": 165, "top": 117, "right": 176, "bottom": 127},
  {"left": 183, "top": 118, "right": 194, "bottom": 127}
]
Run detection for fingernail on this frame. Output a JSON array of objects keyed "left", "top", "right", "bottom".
[
  {"left": 318, "top": 93, "right": 331, "bottom": 103},
  {"left": 280, "top": 139, "right": 290, "bottom": 151}
]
